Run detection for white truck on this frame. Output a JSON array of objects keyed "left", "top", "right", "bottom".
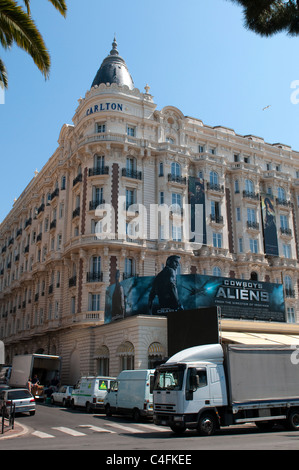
[
  {"left": 153, "top": 343, "right": 299, "bottom": 435},
  {"left": 104, "top": 369, "right": 155, "bottom": 421},
  {"left": 9, "top": 354, "right": 61, "bottom": 399}
]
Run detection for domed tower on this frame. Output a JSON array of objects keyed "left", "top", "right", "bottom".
[{"left": 91, "top": 37, "right": 134, "bottom": 90}]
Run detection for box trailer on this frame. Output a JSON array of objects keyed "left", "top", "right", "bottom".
[
  {"left": 9, "top": 354, "right": 61, "bottom": 400},
  {"left": 153, "top": 343, "right": 299, "bottom": 435}
]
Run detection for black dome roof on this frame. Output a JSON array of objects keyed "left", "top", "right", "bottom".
[{"left": 91, "top": 38, "right": 134, "bottom": 90}]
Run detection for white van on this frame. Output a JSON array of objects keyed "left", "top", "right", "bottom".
[
  {"left": 71, "top": 376, "right": 115, "bottom": 413},
  {"left": 104, "top": 369, "right": 155, "bottom": 421}
]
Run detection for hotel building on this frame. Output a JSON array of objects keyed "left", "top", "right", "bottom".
[{"left": 1, "top": 39, "right": 299, "bottom": 383}]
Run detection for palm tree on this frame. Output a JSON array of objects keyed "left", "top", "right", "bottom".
[
  {"left": 229, "top": 0, "right": 299, "bottom": 37},
  {"left": 0, "top": 0, "right": 67, "bottom": 88}
]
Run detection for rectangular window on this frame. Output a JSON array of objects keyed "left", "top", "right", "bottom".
[
  {"left": 283, "top": 244, "right": 291, "bottom": 258},
  {"left": 127, "top": 126, "right": 135, "bottom": 137},
  {"left": 89, "top": 293, "right": 100, "bottom": 311},
  {"left": 71, "top": 296, "right": 76, "bottom": 315},
  {"left": 287, "top": 307, "right": 295, "bottom": 323},
  {"left": 159, "top": 192, "right": 164, "bottom": 205},
  {"left": 280, "top": 214, "right": 288, "bottom": 229},
  {"left": 213, "top": 232, "right": 222, "bottom": 248},
  {"left": 236, "top": 207, "right": 241, "bottom": 222},
  {"left": 171, "top": 193, "right": 182, "bottom": 207},
  {"left": 238, "top": 237, "right": 243, "bottom": 253},
  {"left": 97, "top": 123, "right": 106, "bottom": 133},
  {"left": 249, "top": 238, "right": 258, "bottom": 253},
  {"left": 247, "top": 207, "right": 256, "bottom": 223}
]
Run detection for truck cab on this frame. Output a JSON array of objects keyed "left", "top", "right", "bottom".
[{"left": 153, "top": 344, "right": 227, "bottom": 434}]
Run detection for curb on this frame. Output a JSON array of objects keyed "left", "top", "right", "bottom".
[{"left": 0, "top": 421, "right": 29, "bottom": 440}]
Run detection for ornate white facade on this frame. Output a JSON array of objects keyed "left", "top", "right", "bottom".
[{"left": 1, "top": 40, "right": 299, "bottom": 382}]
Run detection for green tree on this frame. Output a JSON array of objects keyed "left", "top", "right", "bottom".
[
  {"left": 229, "top": 0, "right": 299, "bottom": 36},
  {"left": 0, "top": 0, "right": 67, "bottom": 88}
]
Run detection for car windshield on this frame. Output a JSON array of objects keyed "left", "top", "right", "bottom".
[
  {"left": 8, "top": 390, "right": 32, "bottom": 400},
  {"left": 154, "top": 368, "right": 184, "bottom": 391}
]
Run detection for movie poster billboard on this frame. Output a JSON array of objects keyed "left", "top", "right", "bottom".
[
  {"left": 105, "top": 263, "right": 285, "bottom": 324},
  {"left": 188, "top": 176, "right": 206, "bottom": 244},
  {"left": 261, "top": 194, "right": 279, "bottom": 256}
]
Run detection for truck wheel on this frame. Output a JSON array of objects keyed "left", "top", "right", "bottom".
[
  {"left": 286, "top": 409, "right": 299, "bottom": 431},
  {"left": 132, "top": 408, "right": 141, "bottom": 422},
  {"left": 170, "top": 423, "right": 186, "bottom": 435},
  {"left": 86, "top": 402, "right": 92, "bottom": 413},
  {"left": 197, "top": 413, "right": 217, "bottom": 436},
  {"left": 71, "top": 399, "right": 76, "bottom": 410},
  {"left": 105, "top": 404, "right": 112, "bottom": 417}
]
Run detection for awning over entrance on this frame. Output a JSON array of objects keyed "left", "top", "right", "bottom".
[{"left": 221, "top": 331, "right": 299, "bottom": 345}]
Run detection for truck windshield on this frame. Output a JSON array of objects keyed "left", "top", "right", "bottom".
[{"left": 154, "top": 368, "right": 184, "bottom": 391}]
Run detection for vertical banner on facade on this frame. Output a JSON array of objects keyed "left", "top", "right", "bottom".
[
  {"left": 261, "top": 194, "right": 279, "bottom": 256},
  {"left": 188, "top": 176, "right": 206, "bottom": 244}
]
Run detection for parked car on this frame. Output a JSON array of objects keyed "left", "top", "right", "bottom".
[
  {"left": 51, "top": 385, "right": 73, "bottom": 407},
  {"left": 0, "top": 388, "right": 35, "bottom": 416}
]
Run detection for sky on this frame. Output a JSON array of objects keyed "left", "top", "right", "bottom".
[{"left": 1, "top": 0, "right": 299, "bottom": 223}]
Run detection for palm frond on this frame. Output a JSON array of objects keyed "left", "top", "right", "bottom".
[
  {"left": 22, "top": 0, "right": 67, "bottom": 17},
  {"left": 0, "top": 0, "right": 50, "bottom": 79},
  {"left": 0, "top": 57, "right": 8, "bottom": 88}
]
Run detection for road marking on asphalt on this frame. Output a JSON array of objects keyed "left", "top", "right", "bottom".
[
  {"left": 134, "top": 423, "right": 170, "bottom": 432},
  {"left": 32, "top": 430, "right": 55, "bottom": 439},
  {"left": 79, "top": 425, "right": 116, "bottom": 433},
  {"left": 52, "top": 426, "right": 86, "bottom": 437},
  {"left": 104, "top": 422, "right": 146, "bottom": 433}
]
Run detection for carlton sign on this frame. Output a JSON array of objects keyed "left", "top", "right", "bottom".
[{"left": 86, "top": 102, "right": 123, "bottom": 116}]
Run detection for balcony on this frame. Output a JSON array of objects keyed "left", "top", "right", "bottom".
[
  {"left": 69, "top": 276, "right": 77, "bottom": 287},
  {"left": 210, "top": 214, "right": 224, "bottom": 224},
  {"left": 37, "top": 203, "right": 45, "bottom": 215},
  {"left": 25, "top": 217, "right": 32, "bottom": 229},
  {"left": 122, "top": 168, "right": 142, "bottom": 180},
  {"left": 280, "top": 227, "right": 292, "bottom": 236},
  {"left": 247, "top": 220, "right": 259, "bottom": 230},
  {"left": 86, "top": 272, "right": 103, "bottom": 282},
  {"left": 88, "top": 166, "right": 109, "bottom": 177},
  {"left": 73, "top": 173, "right": 82, "bottom": 187},
  {"left": 51, "top": 187, "right": 59, "bottom": 200},
  {"left": 206, "top": 182, "right": 224, "bottom": 193},
  {"left": 50, "top": 219, "right": 57, "bottom": 230},
  {"left": 89, "top": 199, "right": 105, "bottom": 211},
  {"left": 72, "top": 207, "right": 80, "bottom": 219},
  {"left": 276, "top": 198, "right": 291, "bottom": 207},
  {"left": 285, "top": 288, "right": 295, "bottom": 298},
  {"left": 243, "top": 190, "right": 259, "bottom": 200},
  {"left": 167, "top": 174, "right": 186, "bottom": 185}
]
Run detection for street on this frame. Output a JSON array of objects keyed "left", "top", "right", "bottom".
[{"left": 1, "top": 402, "right": 299, "bottom": 452}]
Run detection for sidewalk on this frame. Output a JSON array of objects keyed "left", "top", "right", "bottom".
[{"left": 0, "top": 420, "right": 29, "bottom": 440}]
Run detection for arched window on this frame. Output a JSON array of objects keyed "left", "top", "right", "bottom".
[
  {"left": 209, "top": 171, "right": 218, "bottom": 185},
  {"left": 284, "top": 275, "right": 294, "bottom": 297},
  {"left": 95, "top": 345, "right": 109, "bottom": 376},
  {"left": 250, "top": 271, "right": 258, "bottom": 281},
  {"left": 278, "top": 187, "right": 286, "bottom": 201},
  {"left": 212, "top": 266, "right": 221, "bottom": 277},
  {"left": 124, "top": 258, "right": 135, "bottom": 279},
  {"left": 117, "top": 342, "right": 134, "bottom": 371},
  {"left": 148, "top": 342, "right": 164, "bottom": 369},
  {"left": 171, "top": 162, "right": 181, "bottom": 177},
  {"left": 245, "top": 179, "right": 254, "bottom": 193}
]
